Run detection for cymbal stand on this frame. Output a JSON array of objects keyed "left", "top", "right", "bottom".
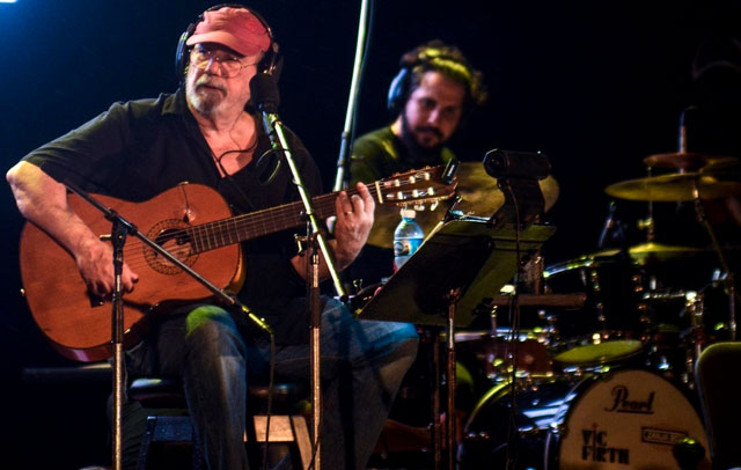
[
  {"left": 639, "top": 165, "right": 657, "bottom": 243},
  {"left": 683, "top": 290, "right": 705, "bottom": 387},
  {"left": 691, "top": 185, "right": 737, "bottom": 341}
]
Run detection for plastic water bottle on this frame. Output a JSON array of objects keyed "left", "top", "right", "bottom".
[{"left": 393, "top": 208, "right": 424, "bottom": 271}]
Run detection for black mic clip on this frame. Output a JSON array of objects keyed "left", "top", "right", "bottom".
[
  {"left": 481, "top": 149, "right": 550, "bottom": 229},
  {"left": 483, "top": 149, "right": 551, "bottom": 180}
]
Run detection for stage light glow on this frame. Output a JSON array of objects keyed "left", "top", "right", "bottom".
[{"left": 0, "top": 1, "right": 18, "bottom": 3}]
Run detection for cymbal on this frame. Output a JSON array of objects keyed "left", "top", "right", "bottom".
[
  {"left": 366, "top": 162, "right": 560, "bottom": 248},
  {"left": 594, "top": 242, "right": 706, "bottom": 263},
  {"left": 605, "top": 173, "right": 741, "bottom": 202},
  {"left": 545, "top": 242, "right": 707, "bottom": 274},
  {"left": 643, "top": 152, "right": 738, "bottom": 171}
]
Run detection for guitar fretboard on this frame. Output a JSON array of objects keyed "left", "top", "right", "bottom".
[{"left": 186, "top": 186, "right": 370, "bottom": 254}]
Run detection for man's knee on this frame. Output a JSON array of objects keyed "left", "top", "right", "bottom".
[{"left": 184, "top": 305, "right": 242, "bottom": 352}]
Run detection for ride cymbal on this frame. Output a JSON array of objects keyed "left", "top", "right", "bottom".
[
  {"left": 605, "top": 173, "right": 741, "bottom": 202},
  {"left": 366, "top": 162, "right": 560, "bottom": 248}
]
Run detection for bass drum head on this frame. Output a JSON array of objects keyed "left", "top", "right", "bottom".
[{"left": 550, "top": 369, "right": 711, "bottom": 469}]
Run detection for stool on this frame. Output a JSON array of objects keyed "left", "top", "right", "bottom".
[
  {"left": 246, "top": 381, "right": 312, "bottom": 470},
  {"left": 129, "top": 377, "right": 312, "bottom": 470},
  {"left": 128, "top": 378, "right": 201, "bottom": 470}
]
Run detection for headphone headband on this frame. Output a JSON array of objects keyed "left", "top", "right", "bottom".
[{"left": 175, "top": 3, "right": 280, "bottom": 84}]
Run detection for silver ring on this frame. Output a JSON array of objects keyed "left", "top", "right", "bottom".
[{"left": 344, "top": 211, "right": 353, "bottom": 216}]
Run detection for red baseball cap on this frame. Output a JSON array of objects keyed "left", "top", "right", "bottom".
[{"left": 186, "top": 6, "right": 271, "bottom": 57}]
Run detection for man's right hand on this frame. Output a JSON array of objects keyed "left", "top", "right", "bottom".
[
  {"left": 7, "top": 161, "right": 139, "bottom": 297},
  {"left": 75, "top": 238, "right": 139, "bottom": 297}
]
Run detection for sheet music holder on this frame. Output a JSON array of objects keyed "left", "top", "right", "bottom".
[
  {"left": 357, "top": 215, "right": 554, "bottom": 469},
  {"left": 358, "top": 217, "right": 555, "bottom": 327}
]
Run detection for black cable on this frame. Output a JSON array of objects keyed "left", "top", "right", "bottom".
[{"left": 499, "top": 179, "right": 523, "bottom": 470}]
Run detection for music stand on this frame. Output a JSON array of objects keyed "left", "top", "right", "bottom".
[{"left": 359, "top": 217, "right": 555, "bottom": 469}]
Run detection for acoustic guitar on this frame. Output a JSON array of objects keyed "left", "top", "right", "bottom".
[{"left": 19, "top": 166, "right": 456, "bottom": 362}]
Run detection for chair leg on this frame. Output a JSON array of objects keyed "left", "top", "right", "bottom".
[{"left": 136, "top": 417, "right": 157, "bottom": 470}]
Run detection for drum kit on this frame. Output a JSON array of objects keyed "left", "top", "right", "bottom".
[
  {"left": 365, "top": 152, "right": 741, "bottom": 469},
  {"left": 455, "top": 151, "right": 740, "bottom": 469}
]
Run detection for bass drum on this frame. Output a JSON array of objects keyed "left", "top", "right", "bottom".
[
  {"left": 459, "top": 369, "right": 711, "bottom": 469},
  {"left": 458, "top": 375, "right": 577, "bottom": 469}
]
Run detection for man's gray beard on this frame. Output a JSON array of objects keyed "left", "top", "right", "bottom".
[
  {"left": 186, "top": 76, "right": 225, "bottom": 116},
  {"left": 188, "top": 90, "right": 221, "bottom": 116}
]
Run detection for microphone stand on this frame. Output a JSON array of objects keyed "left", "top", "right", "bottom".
[
  {"left": 332, "top": 0, "right": 371, "bottom": 192},
  {"left": 64, "top": 182, "right": 273, "bottom": 470},
  {"left": 260, "top": 109, "right": 347, "bottom": 470}
]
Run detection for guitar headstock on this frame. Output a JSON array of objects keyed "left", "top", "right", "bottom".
[{"left": 375, "top": 165, "right": 458, "bottom": 207}]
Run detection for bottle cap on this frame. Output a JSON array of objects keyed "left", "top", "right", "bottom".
[{"left": 400, "top": 208, "right": 416, "bottom": 219}]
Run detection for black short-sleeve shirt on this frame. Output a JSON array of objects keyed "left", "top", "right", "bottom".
[{"left": 23, "top": 90, "right": 323, "bottom": 343}]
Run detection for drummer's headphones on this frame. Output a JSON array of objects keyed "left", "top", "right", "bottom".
[
  {"left": 386, "top": 40, "right": 485, "bottom": 115},
  {"left": 175, "top": 3, "right": 281, "bottom": 85}
]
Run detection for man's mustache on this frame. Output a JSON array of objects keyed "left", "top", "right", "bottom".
[{"left": 415, "top": 126, "right": 443, "bottom": 139}]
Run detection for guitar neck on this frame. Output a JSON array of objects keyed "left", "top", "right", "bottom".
[{"left": 187, "top": 186, "right": 371, "bottom": 254}]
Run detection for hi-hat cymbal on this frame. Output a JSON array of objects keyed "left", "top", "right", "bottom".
[
  {"left": 643, "top": 152, "right": 738, "bottom": 171},
  {"left": 366, "top": 162, "right": 560, "bottom": 248},
  {"left": 605, "top": 173, "right": 741, "bottom": 202}
]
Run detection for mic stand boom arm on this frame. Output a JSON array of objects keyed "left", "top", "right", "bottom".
[{"left": 332, "top": 0, "right": 371, "bottom": 192}]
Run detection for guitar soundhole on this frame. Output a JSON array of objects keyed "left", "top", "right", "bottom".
[{"left": 144, "top": 219, "right": 197, "bottom": 275}]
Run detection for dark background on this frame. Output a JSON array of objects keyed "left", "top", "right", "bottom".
[{"left": 1, "top": 1, "right": 739, "bottom": 467}]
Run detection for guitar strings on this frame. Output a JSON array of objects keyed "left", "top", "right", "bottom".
[{"left": 105, "top": 175, "right": 440, "bottom": 272}]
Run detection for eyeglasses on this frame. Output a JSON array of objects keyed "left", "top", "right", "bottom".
[{"left": 189, "top": 47, "right": 259, "bottom": 78}]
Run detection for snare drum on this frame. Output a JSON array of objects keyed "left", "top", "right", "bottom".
[
  {"left": 552, "top": 339, "right": 644, "bottom": 370},
  {"left": 455, "top": 328, "right": 553, "bottom": 384},
  {"left": 459, "top": 369, "right": 711, "bottom": 469}
]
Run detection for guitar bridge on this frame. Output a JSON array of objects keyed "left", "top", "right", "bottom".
[{"left": 88, "top": 293, "right": 106, "bottom": 308}]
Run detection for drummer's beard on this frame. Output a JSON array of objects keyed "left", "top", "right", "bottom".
[{"left": 399, "top": 112, "right": 446, "bottom": 164}]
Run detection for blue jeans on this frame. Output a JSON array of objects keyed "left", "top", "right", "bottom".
[{"left": 126, "top": 298, "right": 419, "bottom": 469}]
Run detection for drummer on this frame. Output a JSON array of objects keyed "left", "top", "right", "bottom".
[
  {"left": 689, "top": 36, "right": 741, "bottom": 250},
  {"left": 347, "top": 39, "right": 487, "bottom": 287}
]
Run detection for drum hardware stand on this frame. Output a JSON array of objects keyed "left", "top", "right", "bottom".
[
  {"left": 444, "top": 289, "right": 462, "bottom": 470},
  {"left": 690, "top": 182, "right": 737, "bottom": 342},
  {"left": 683, "top": 291, "right": 705, "bottom": 387},
  {"left": 64, "top": 182, "right": 273, "bottom": 470}
]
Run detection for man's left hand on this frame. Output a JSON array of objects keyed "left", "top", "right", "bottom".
[{"left": 333, "top": 182, "right": 375, "bottom": 268}]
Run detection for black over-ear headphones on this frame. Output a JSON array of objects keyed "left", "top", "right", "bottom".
[
  {"left": 175, "top": 3, "right": 280, "bottom": 84},
  {"left": 386, "top": 43, "right": 476, "bottom": 114}
]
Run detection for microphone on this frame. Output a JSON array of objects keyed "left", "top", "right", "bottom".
[
  {"left": 483, "top": 149, "right": 551, "bottom": 180},
  {"left": 597, "top": 200, "right": 616, "bottom": 249},
  {"left": 250, "top": 72, "right": 280, "bottom": 115},
  {"left": 250, "top": 73, "right": 285, "bottom": 183}
]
